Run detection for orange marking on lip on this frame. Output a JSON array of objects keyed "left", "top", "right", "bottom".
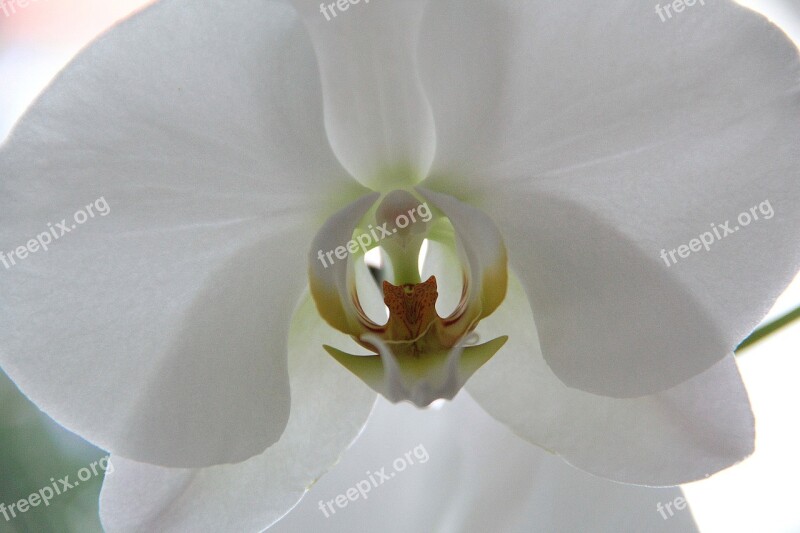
[{"left": 382, "top": 276, "right": 439, "bottom": 341}]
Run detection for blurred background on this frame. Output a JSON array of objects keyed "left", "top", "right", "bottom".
[{"left": 0, "top": 1, "right": 799, "bottom": 531}]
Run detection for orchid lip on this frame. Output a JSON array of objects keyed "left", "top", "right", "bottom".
[{"left": 309, "top": 187, "right": 509, "bottom": 406}]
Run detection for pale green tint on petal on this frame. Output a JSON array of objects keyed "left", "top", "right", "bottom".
[
  {"left": 417, "top": 0, "right": 800, "bottom": 397},
  {"left": 317, "top": 188, "right": 510, "bottom": 407},
  {"left": 418, "top": 188, "right": 508, "bottom": 320},
  {"left": 325, "top": 335, "right": 506, "bottom": 408},
  {"left": 99, "top": 294, "right": 376, "bottom": 533},
  {"left": 308, "top": 193, "right": 380, "bottom": 335},
  {"left": 290, "top": 0, "right": 436, "bottom": 190},
  {"left": 467, "top": 274, "right": 754, "bottom": 486},
  {"left": 0, "top": 0, "right": 366, "bottom": 468}
]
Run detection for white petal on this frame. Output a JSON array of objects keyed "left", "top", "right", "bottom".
[
  {"left": 290, "top": 0, "right": 436, "bottom": 189},
  {"left": 467, "top": 274, "right": 755, "bottom": 486},
  {"left": 0, "top": 0, "right": 366, "bottom": 467},
  {"left": 419, "top": 0, "right": 800, "bottom": 396},
  {"left": 482, "top": 192, "right": 735, "bottom": 398},
  {"left": 99, "top": 294, "right": 376, "bottom": 532},
  {"left": 271, "top": 393, "right": 699, "bottom": 533}
]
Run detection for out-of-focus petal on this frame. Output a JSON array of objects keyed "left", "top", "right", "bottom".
[{"left": 271, "top": 392, "right": 699, "bottom": 533}]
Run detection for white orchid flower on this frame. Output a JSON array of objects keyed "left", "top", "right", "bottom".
[{"left": 1, "top": 0, "right": 799, "bottom": 530}]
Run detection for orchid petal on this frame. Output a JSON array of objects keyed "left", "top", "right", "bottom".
[
  {"left": 272, "top": 393, "right": 699, "bottom": 533},
  {"left": 0, "top": 0, "right": 366, "bottom": 467},
  {"left": 290, "top": 0, "right": 436, "bottom": 189},
  {"left": 481, "top": 193, "right": 730, "bottom": 398},
  {"left": 419, "top": 0, "right": 800, "bottom": 396},
  {"left": 353, "top": 251, "right": 389, "bottom": 324},
  {"left": 417, "top": 188, "right": 508, "bottom": 321},
  {"left": 467, "top": 275, "right": 755, "bottom": 486},
  {"left": 307, "top": 192, "right": 380, "bottom": 336},
  {"left": 99, "top": 294, "right": 376, "bottom": 532}
]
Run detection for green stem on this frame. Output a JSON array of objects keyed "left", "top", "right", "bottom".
[{"left": 735, "top": 305, "right": 800, "bottom": 354}]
